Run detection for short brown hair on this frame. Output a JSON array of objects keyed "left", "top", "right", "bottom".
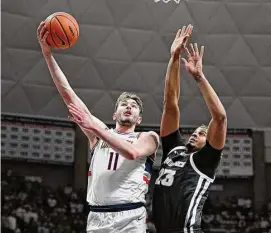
[{"left": 115, "top": 92, "right": 143, "bottom": 115}]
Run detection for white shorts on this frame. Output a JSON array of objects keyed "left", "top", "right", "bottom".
[{"left": 86, "top": 206, "right": 147, "bottom": 233}]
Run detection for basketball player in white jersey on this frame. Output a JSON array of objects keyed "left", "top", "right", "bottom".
[{"left": 37, "top": 22, "right": 159, "bottom": 233}]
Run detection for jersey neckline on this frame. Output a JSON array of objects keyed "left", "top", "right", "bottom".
[{"left": 113, "top": 128, "right": 137, "bottom": 135}]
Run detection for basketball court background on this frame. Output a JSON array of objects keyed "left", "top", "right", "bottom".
[{"left": 2, "top": 0, "right": 271, "bottom": 128}]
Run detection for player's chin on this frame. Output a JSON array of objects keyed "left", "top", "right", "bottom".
[
  {"left": 187, "top": 141, "right": 197, "bottom": 151},
  {"left": 188, "top": 141, "right": 196, "bottom": 146},
  {"left": 119, "top": 118, "right": 133, "bottom": 126}
]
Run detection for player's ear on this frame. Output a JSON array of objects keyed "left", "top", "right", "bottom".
[
  {"left": 112, "top": 112, "right": 117, "bottom": 121},
  {"left": 136, "top": 116, "right": 142, "bottom": 125}
]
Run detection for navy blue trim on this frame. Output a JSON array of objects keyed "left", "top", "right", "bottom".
[
  {"left": 145, "top": 157, "right": 153, "bottom": 173},
  {"left": 89, "top": 138, "right": 100, "bottom": 155},
  {"left": 89, "top": 202, "right": 145, "bottom": 212}
]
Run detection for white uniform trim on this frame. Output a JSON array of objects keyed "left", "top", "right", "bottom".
[
  {"left": 190, "top": 179, "right": 211, "bottom": 226},
  {"left": 184, "top": 177, "right": 204, "bottom": 229},
  {"left": 190, "top": 153, "right": 214, "bottom": 182},
  {"left": 168, "top": 146, "right": 186, "bottom": 155}
]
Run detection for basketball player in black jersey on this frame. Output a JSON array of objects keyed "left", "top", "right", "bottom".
[{"left": 152, "top": 25, "right": 227, "bottom": 233}]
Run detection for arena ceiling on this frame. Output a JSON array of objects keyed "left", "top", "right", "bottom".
[{"left": 2, "top": 0, "right": 271, "bottom": 128}]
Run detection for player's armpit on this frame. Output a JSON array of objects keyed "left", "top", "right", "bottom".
[
  {"left": 79, "top": 117, "right": 108, "bottom": 150},
  {"left": 193, "top": 140, "right": 222, "bottom": 178},
  {"left": 80, "top": 127, "right": 98, "bottom": 150},
  {"left": 160, "top": 102, "right": 180, "bottom": 137},
  {"left": 207, "top": 117, "right": 227, "bottom": 150},
  {"left": 88, "top": 134, "right": 100, "bottom": 154},
  {"left": 161, "top": 129, "right": 184, "bottom": 163},
  {"left": 85, "top": 121, "right": 109, "bottom": 150},
  {"left": 133, "top": 131, "right": 160, "bottom": 159}
]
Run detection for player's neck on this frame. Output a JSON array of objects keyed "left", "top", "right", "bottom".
[
  {"left": 186, "top": 143, "right": 197, "bottom": 153},
  {"left": 115, "top": 123, "right": 135, "bottom": 134}
]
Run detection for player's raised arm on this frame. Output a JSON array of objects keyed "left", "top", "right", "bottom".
[
  {"left": 68, "top": 103, "right": 159, "bottom": 160},
  {"left": 37, "top": 22, "right": 107, "bottom": 149},
  {"left": 160, "top": 25, "right": 193, "bottom": 137},
  {"left": 182, "top": 43, "right": 227, "bottom": 149}
]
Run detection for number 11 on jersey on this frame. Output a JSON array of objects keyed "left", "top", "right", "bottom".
[
  {"left": 108, "top": 152, "right": 119, "bottom": 170},
  {"left": 155, "top": 168, "right": 176, "bottom": 187}
]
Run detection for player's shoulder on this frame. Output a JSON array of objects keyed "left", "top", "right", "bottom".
[
  {"left": 137, "top": 131, "right": 159, "bottom": 159},
  {"left": 140, "top": 130, "right": 159, "bottom": 137},
  {"left": 196, "top": 140, "right": 223, "bottom": 156},
  {"left": 139, "top": 131, "right": 160, "bottom": 144}
]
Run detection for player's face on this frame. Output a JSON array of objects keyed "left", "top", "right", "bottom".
[
  {"left": 187, "top": 127, "right": 207, "bottom": 150},
  {"left": 113, "top": 99, "right": 142, "bottom": 126}
]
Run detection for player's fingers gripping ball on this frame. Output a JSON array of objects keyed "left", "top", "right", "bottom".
[{"left": 44, "top": 12, "right": 79, "bottom": 49}]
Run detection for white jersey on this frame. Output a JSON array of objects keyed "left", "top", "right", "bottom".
[{"left": 87, "top": 129, "right": 155, "bottom": 206}]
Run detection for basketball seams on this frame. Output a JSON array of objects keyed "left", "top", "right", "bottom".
[
  {"left": 45, "top": 12, "right": 79, "bottom": 49},
  {"left": 49, "top": 18, "right": 60, "bottom": 48},
  {"left": 56, "top": 14, "right": 79, "bottom": 38},
  {"left": 55, "top": 16, "right": 71, "bottom": 47}
]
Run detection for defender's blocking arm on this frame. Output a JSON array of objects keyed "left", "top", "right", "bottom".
[
  {"left": 182, "top": 43, "right": 227, "bottom": 150},
  {"left": 160, "top": 25, "right": 193, "bottom": 137}
]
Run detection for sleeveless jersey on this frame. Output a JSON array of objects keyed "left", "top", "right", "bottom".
[
  {"left": 153, "top": 145, "right": 218, "bottom": 233},
  {"left": 87, "top": 129, "right": 154, "bottom": 205}
]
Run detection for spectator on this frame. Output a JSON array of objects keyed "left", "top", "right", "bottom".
[{"left": 2, "top": 169, "right": 271, "bottom": 233}]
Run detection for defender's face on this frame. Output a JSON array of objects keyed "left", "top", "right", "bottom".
[
  {"left": 187, "top": 127, "right": 207, "bottom": 150},
  {"left": 113, "top": 99, "right": 142, "bottom": 126}
]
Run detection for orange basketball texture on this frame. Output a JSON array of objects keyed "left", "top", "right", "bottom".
[{"left": 45, "top": 12, "right": 79, "bottom": 49}]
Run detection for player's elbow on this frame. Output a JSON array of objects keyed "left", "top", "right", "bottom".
[
  {"left": 129, "top": 151, "right": 139, "bottom": 160},
  {"left": 129, "top": 154, "right": 137, "bottom": 160},
  {"left": 61, "top": 90, "right": 72, "bottom": 103},
  {"left": 213, "top": 113, "right": 227, "bottom": 125},
  {"left": 127, "top": 148, "right": 141, "bottom": 160},
  {"left": 163, "top": 100, "right": 179, "bottom": 112},
  {"left": 163, "top": 96, "right": 178, "bottom": 107},
  {"left": 122, "top": 148, "right": 137, "bottom": 160},
  {"left": 126, "top": 153, "right": 136, "bottom": 160}
]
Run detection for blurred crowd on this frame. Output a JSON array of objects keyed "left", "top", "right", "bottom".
[
  {"left": 201, "top": 197, "right": 271, "bottom": 233},
  {"left": 2, "top": 169, "right": 271, "bottom": 233},
  {"left": 1, "top": 169, "right": 88, "bottom": 233}
]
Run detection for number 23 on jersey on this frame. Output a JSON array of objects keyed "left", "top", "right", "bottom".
[{"left": 155, "top": 168, "right": 176, "bottom": 187}]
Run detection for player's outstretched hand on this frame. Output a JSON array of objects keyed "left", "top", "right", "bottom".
[
  {"left": 182, "top": 43, "right": 204, "bottom": 82},
  {"left": 37, "top": 21, "right": 51, "bottom": 57},
  {"left": 170, "top": 24, "right": 193, "bottom": 59},
  {"left": 68, "top": 103, "right": 95, "bottom": 131}
]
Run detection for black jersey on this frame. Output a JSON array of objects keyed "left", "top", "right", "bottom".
[{"left": 152, "top": 130, "right": 222, "bottom": 233}]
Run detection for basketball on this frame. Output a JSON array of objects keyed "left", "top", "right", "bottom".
[{"left": 45, "top": 12, "right": 79, "bottom": 49}]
